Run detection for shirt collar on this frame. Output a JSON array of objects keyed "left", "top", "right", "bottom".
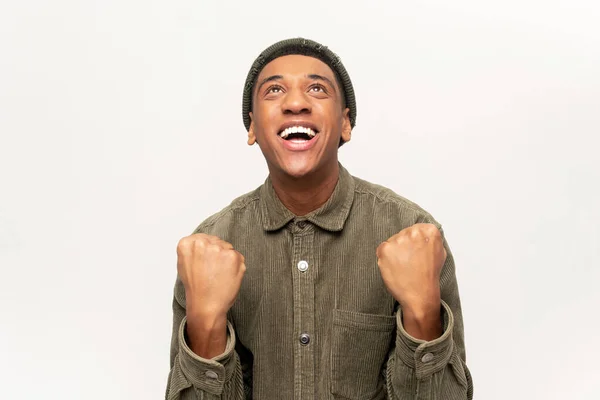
[{"left": 259, "top": 163, "right": 355, "bottom": 232}]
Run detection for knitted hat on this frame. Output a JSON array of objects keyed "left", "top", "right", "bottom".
[{"left": 242, "top": 38, "right": 357, "bottom": 131}]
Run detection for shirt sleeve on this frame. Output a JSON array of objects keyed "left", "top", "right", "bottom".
[
  {"left": 165, "top": 279, "right": 245, "bottom": 400},
  {"left": 395, "top": 300, "right": 456, "bottom": 379},
  {"left": 385, "top": 222, "right": 474, "bottom": 400}
]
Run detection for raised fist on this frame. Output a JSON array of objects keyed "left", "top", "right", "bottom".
[
  {"left": 376, "top": 223, "right": 446, "bottom": 314},
  {"left": 177, "top": 233, "right": 246, "bottom": 318}
]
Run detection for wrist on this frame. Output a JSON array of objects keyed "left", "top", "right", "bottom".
[
  {"left": 185, "top": 289, "right": 229, "bottom": 320},
  {"left": 186, "top": 305, "right": 228, "bottom": 330},
  {"left": 401, "top": 299, "right": 441, "bottom": 319},
  {"left": 399, "top": 284, "right": 441, "bottom": 316},
  {"left": 185, "top": 309, "right": 228, "bottom": 359},
  {"left": 401, "top": 299, "right": 443, "bottom": 341},
  {"left": 402, "top": 304, "right": 441, "bottom": 325}
]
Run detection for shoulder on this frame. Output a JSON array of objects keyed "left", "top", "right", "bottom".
[
  {"left": 192, "top": 186, "right": 262, "bottom": 234},
  {"left": 351, "top": 174, "right": 441, "bottom": 228}
]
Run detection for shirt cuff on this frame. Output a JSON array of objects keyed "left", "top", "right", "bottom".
[
  {"left": 177, "top": 316, "right": 237, "bottom": 395},
  {"left": 395, "top": 300, "right": 455, "bottom": 379}
]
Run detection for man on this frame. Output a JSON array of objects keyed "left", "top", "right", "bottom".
[{"left": 166, "top": 38, "right": 473, "bottom": 399}]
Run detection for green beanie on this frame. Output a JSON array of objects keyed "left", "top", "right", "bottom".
[{"left": 242, "top": 38, "right": 357, "bottom": 131}]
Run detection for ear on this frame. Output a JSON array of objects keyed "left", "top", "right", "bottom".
[
  {"left": 247, "top": 112, "right": 256, "bottom": 146},
  {"left": 340, "top": 108, "right": 352, "bottom": 144}
]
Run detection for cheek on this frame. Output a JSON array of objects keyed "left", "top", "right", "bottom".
[
  {"left": 323, "top": 108, "right": 344, "bottom": 133},
  {"left": 318, "top": 101, "right": 342, "bottom": 121},
  {"left": 254, "top": 103, "right": 280, "bottom": 128}
]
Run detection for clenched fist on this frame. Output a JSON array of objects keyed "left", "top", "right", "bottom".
[
  {"left": 376, "top": 223, "right": 446, "bottom": 339},
  {"left": 177, "top": 233, "right": 246, "bottom": 358},
  {"left": 177, "top": 233, "right": 246, "bottom": 323}
]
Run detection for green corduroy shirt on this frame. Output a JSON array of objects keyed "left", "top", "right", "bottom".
[{"left": 166, "top": 164, "right": 473, "bottom": 400}]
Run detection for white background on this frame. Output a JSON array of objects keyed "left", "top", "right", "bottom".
[{"left": 1, "top": 0, "right": 599, "bottom": 399}]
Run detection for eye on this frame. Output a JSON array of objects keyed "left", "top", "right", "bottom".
[
  {"left": 309, "top": 84, "right": 326, "bottom": 93},
  {"left": 266, "top": 85, "right": 283, "bottom": 94}
]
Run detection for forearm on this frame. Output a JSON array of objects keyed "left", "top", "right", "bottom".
[
  {"left": 186, "top": 307, "right": 228, "bottom": 359},
  {"left": 167, "top": 281, "right": 245, "bottom": 400},
  {"left": 386, "top": 215, "right": 473, "bottom": 399}
]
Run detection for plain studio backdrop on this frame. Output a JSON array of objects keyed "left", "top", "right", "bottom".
[{"left": 1, "top": 0, "right": 599, "bottom": 399}]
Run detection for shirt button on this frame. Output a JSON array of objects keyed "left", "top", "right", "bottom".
[
  {"left": 297, "top": 221, "right": 307, "bottom": 229},
  {"left": 205, "top": 370, "right": 219, "bottom": 380},
  {"left": 421, "top": 353, "right": 434, "bottom": 363},
  {"left": 297, "top": 260, "right": 309, "bottom": 272},
  {"left": 299, "top": 333, "right": 310, "bottom": 345}
]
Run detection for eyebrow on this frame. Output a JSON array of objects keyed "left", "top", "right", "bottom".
[
  {"left": 256, "top": 75, "right": 283, "bottom": 92},
  {"left": 256, "top": 73, "right": 339, "bottom": 94},
  {"left": 307, "top": 74, "right": 338, "bottom": 93}
]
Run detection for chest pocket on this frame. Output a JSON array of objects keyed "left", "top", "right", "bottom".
[{"left": 330, "top": 309, "right": 396, "bottom": 399}]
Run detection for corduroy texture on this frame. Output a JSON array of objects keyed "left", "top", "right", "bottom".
[
  {"left": 242, "top": 38, "right": 357, "bottom": 131},
  {"left": 165, "top": 164, "right": 473, "bottom": 400}
]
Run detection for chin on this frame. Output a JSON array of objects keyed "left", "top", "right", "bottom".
[{"left": 280, "top": 159, "right": 319, "bottom": 179}]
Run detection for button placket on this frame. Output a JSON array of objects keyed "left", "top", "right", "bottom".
[{"left": 291, "top": 224, "right": 316, "bottom": 398}]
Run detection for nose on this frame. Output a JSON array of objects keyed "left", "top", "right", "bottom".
[{"left": 281, "top": 88, "right": 311, "bottom": 116}]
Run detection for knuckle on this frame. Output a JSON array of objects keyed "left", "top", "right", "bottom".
[
  {"left": 206, "top": 243, "right": 221, "bottom": 253},
  {"left": 428, "top": 224, "right": 441, "bottom": 235},
  {"left": 194, "top": 239, "right": 209, "bottom": 250},
  {"left": 238, "top": 252, "right": 246, "bottom": 264},
  {"left": 222, "top": 249, "right": 238, "bottom": 261},
  {"left": 409, "top": 227, "right": 421, "bottom": 238},
  {"left": 377, "top": 241, "right": 389, "bottom": 256},
  {"left": 177, "top": 237, "right": 192, "bottom": 253}
]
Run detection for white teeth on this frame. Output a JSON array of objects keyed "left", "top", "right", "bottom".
[{"left": 278, "top": 126, "right": 317, "bottom": 139}]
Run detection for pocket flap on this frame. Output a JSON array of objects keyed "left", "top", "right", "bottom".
[{"left": 333, "top": 309, "right": 396, "bottom": 331}]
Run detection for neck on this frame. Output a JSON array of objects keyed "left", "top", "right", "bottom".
[{"left": 270, "top": 163, "right": 340, "bottom": 216}]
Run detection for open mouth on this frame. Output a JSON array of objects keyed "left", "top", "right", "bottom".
[{"left": 278, "top": 126, "right": 319, "bottom": 142}]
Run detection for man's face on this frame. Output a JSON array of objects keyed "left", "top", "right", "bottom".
[{"left": 248, "top": 54, "right": 351, "bottom": 179}]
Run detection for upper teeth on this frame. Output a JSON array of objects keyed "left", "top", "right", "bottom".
[{"left": 279, "top": 126, "right": 316, "bottom": 139}]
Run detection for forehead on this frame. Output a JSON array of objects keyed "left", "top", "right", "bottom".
[{"left": 257, "top": 54, "right": 336, "bottom": 82}]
